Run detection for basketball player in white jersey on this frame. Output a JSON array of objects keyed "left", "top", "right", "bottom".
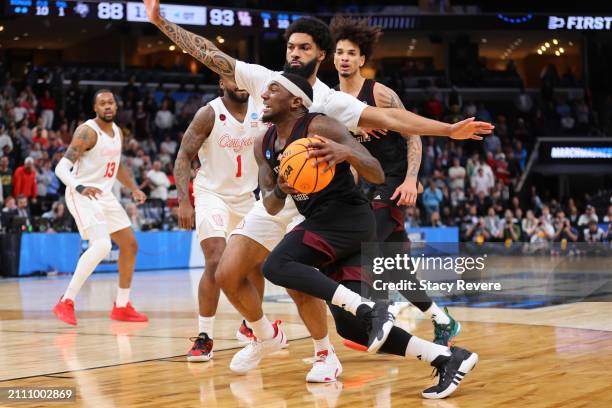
[
  {"left": 53, "top": 89, "right": 148, "bottom": 326},
  {"left": 174, "top": 77, "right": 271, "bottom": 362},
  {"left": 144, "top": 0, "right": 493, "bottom": 388}
]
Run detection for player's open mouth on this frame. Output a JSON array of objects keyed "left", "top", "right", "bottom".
[
  {"left": 341, "top": 64, "right": 351, "bottom": 70},
  {"left": 290, "top": 61, "right": 302, "bottom": 67}
]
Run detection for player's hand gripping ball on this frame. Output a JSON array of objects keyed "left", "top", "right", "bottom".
[{"left": 279, "top": 137, "right": 335, "bottom": 194}]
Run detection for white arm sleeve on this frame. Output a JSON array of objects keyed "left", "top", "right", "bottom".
[
  {"left": 310, "top": 89, "right": 367, "bottom": 130},
  {"left": 234, "top": 60, "right": 276, "bottom": 112},
  {"left": 55, "top": 157, "right": 79, "bottom": 190}
]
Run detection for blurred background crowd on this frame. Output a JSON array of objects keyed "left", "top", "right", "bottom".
[{"left": 0, "top": 62, "right": 610, "bottom": 243}]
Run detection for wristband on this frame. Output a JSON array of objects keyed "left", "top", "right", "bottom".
[
  {"left": 75, "top": 185, "right": 85, "bottom": 194},
  {"left": 274, "top": 185, "right": 288, "bottom": 200}
]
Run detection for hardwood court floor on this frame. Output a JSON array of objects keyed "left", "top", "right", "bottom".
[{"left": 1, "top": 269, "right": 611, "bottom": 407}]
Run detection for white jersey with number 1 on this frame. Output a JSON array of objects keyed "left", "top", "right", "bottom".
[
  {"left": 192, "top": 96, "right": 266, "bottom": 242},
  {"left": 193, "top": 97, "right": 265, "bottom": 197}
]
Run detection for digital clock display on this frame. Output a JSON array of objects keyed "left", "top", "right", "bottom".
[{"left": 6, "top": 0, "right": 304, "bottom": 29}]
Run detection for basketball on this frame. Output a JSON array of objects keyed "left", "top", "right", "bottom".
[{"left": 280, "top": 137, "right": 335, "bottom": 194}]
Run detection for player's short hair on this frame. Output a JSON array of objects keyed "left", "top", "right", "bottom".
[
  {"left": 330, "top": 16, "right": 382, "bottom": 62},
  {"left": 93, "top": 89, "right": 116, "bottom": 106},
  {"left": 284, "top": 17, "right": 333, "bottom": 58}
]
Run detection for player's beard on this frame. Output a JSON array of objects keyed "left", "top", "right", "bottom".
[
  {"left": 100, "top": 113, "right": 115, "bottom": 123},
  {"left": 226, "top": 89, "right": 249, "bottom": 103},
  {"left": 283, "top": 58, "right": 318, "bottom": 79}
]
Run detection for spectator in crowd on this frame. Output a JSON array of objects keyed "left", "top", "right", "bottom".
[
  {"left": 450, "top": 185, "right": 465, "bottom": 208},
  {"left": 31, "top": 123, "right": 48, "bottom": 148},
  {"left": 422, "top": 180, "right": 443, "bottom": 218},
  {"left": 13, "top": 157, "right": 37, "bottom": 202},
  {"left": 530, "top": 216, "right": 555, "bottom": 244},
  {"left": 471, "top": 167, "right": 493, "bottom": 195},
  {"left": 448, "top": 157, "right": 465, "bottom": 190},
  {"left": 465, "top": 218, "right": 491, "bottom": 243},
  {"left": 146, "top": 160, "right": 171, "bottom": 202},
  {"left": 126, "top": 203, "right": 144, "bottom": 231},
  {"left": 578, "top": 204, "right": 598, "bottom": 227},
  {"left": 35, "top": 159, "right": 54, "bottom": 202},
  {"left": 1, "top": 195, "right": 17, "bottom": 226},
  {"left": 0, "top": 123, "right": 13, "bottom": 157},
  {"left": 0, "top": 156, "right": 13, "bottom": 199},
  {"left": 160, "top": 134, "right": 178, "bottom": 157},
  {"left": 429, "top": 211, "right": 445, "bottom": 227},
  {"left": 497, "top": 209, "right": 521, "bottom": 242},
  {"left": 541, "top": 205, "right": 553, "bottom": 225},
  {"left": 522, "top": 209, "right": 538, "bottom": 241},
  {"left": 39, "top": 90, "right": 56, "bottom": 129},
  {"left": 154, "top": 100, "right": 175, "bottom": 138},
  {"left": 582, "top": 219, "right": 605, "bottom": 243},
  {"left": 484, "top": 132, "right": 501, "bottom": 155},
  {"left": 15, "top": 194, "right": 32, "bottom": 227},
  {"left": 42, "top": 201, "right": 73, "bottom": 232},
  {"left": 553, "top": 210, "right": 578, "bottom": 243},
  {"left": 484, "top": 207, "right": 500, "bottom": 238},
  {"left": 602, "top": 204, "right": 612, "bottom": 223},
  {"left": 405, "top": 207, "right": 421, "bottom": 228}
]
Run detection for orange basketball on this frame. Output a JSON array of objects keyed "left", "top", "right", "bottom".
[{"left": 279, "top": 137, "right": 335, "bottom": 194}]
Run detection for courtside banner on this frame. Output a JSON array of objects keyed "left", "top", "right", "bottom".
[
  {"left": 18, "top": 231, "right": 194, "bottom": 275},
  {"left": 361, "top": 242, "right": 612, "bottom": 308}
]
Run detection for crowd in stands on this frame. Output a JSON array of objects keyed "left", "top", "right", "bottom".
[{"left": 0, "top": 65, "right": 610, "bottom": 244}]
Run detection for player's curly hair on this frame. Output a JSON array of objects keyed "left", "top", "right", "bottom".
[
  {"left": 330, "top": 16, "right": 382, "bottom": 62},
  {"left": 284, "top": 17, "right": 333, "bottom": 58}
]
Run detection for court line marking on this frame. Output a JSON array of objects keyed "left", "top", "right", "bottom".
[
  {"left": 0, "top": 336, "right": 312, "bottom": 383},
  {"left": 0, "top": 329, "right": 248, "bottom": 340}
]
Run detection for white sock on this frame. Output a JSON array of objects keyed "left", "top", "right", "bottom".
[
  {"left": 62, "top": 236, "right": 111, "bottom": 301},
  {"left": 331, "top": 285, "right": 374, "bottom": 316},
  {"left": 248, "top": 315, "right": 275, "bottom": 341},
  {"left": 116, "top": 287, "right": 130, "bottom": 308},
  {"left": 199, "top": 315, "right": 215, "bottom": 338},
  {"left": 405, "top": 335, "right": 451, "bottom": 363},
  {"left": 313, "top": 335, "right": 332, "bottom": 354},
  {"left": 423, "top": 303, "right": 450, "bottom": 325}
]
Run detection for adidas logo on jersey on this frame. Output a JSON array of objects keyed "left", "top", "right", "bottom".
[{"left": 374, "top": 195, "right": 382, "bottom": 200}]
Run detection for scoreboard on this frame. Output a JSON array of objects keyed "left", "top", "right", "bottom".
[{"left": 6, "top": 0, "right": 304, "bottom": 29}]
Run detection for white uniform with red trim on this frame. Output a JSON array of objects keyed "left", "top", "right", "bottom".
[
  {"left": 193, "top": 97, "right": 266, "bottom": 242},
  {"left": 65, "top": 119, "right": 131, "bottom": 240}
]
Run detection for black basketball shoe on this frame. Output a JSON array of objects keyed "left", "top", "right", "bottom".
[
  {"left": 421, "top": 346, "right": 478, "bottom": 399},
  {"left": 357, "top": 301, "right": 398, "bottom": 353}
]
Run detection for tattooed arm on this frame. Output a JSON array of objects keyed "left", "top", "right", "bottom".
[
  {"left": 55, "top": 125, "right": 100, "bottom": 198},
  {"left": 174, "top": 105, "right": 214, "bottom": 229},
  {"left": 373, "top": 83, "right": 422, "bottom": 206},
  {"left": 143, "top": 0, "right": 235, "bottom": 77}
]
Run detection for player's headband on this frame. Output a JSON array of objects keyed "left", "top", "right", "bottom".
[{"left": 267, "top": 73, "right": 313, "bottom": 108}]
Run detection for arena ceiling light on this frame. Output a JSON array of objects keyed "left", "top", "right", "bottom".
[
  {"left": 0, "top": 25, "right": 4, "bottom": 32},
  {"left": 169, "top": 45, "right": 176, "bottom": 51}
]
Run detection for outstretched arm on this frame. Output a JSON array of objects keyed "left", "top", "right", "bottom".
[
  {"left": 307, "top": 115, "right": 384, "bottom": 184},
  {"left": 358, "top": 93, "right": 494, "bottom": 141},
  {"left": 143, "top": 0, "right": 235, "bottom": 77},
  {"left": 254, "top": 134, "right": 290, "bottom": 216},
  {"left": 174, "top": 105, "right": 214, "bottom": 228}
]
